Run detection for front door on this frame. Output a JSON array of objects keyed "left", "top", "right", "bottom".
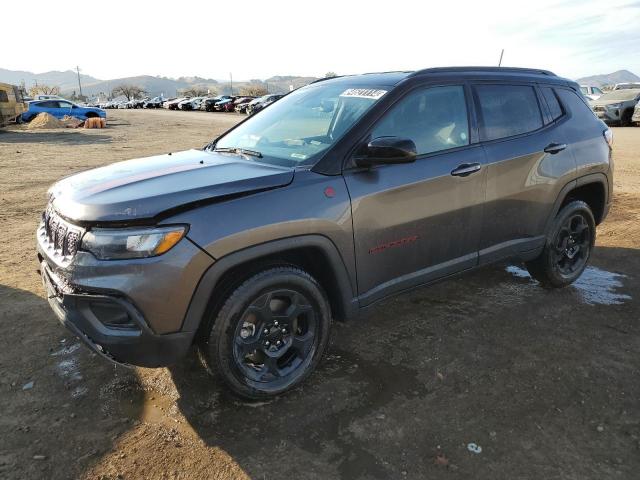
[{"left": 343, "top": 84, "right": 487, "bottom": 305}]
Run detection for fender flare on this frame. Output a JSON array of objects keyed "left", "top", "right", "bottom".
[
  {"left": 545, "top": 173, "right": 610, "bottom": 234},
  {"left": 180, "top": 234, "right": 358, "bottom": 333}
]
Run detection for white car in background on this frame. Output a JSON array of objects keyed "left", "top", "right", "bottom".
[
  {"left": 580, "top": 85, "right": 604, "bottom": 101},
  {"left": 613, "top": 82, "right": 640, "bottom": 91},
  {"left": 178, "top": 96, "right": 206, "bottom": 110}
]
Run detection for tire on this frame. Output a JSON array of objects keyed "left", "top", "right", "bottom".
[
  {"left": 85, "top": 112, "right": 98, "bottom": 119},
  {"left": 15, "top": 114, "right": 24, "bottom": 124},
  {"left": 201, "top": 266, "right": 332, "bottom": 399},
  {"left": 525, "top": 200, "right": 596, "bottom": 288},
  {"left": 620, "top": 109, "right": 633, "bottom": 127}
]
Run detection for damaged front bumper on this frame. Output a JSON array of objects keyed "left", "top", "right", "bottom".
[{"left": 40, "top": 261, "right": 193, "bottom": 367}]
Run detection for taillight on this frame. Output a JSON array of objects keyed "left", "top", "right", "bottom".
[{"left": 603, "top": 128, "right": 613, "bottom": 147}]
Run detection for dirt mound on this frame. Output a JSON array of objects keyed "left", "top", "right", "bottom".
[
  {"left": 27, "top": 112, "right": 64, "bottom": 129},
  {"left": 27, "top": 113, "right": 85, "bottom": 129}
]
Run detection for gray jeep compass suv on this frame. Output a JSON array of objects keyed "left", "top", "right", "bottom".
[{"left": 37, "top": 67, "right": 613, "bottom": 399}]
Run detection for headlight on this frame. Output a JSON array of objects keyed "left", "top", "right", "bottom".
[
  {"left": 81, "top": 225, "right": 187, "bottom": 260},
  {"left": 606, "top": 103, "right": 622, "bottom": 110}
]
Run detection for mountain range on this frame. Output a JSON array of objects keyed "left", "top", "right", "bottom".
[
  {"left": 2, "top": 68, "right": 638, "bottom": 98},
  {"left": 0, "top": 68, "right": 317, "bottom": 97},
  {"left": 575, "top": 69, "right": 640, "bottom": 87}
]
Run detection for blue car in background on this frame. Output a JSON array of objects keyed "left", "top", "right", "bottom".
[{"left": 22, "top": 99, "right": 106, "bottom": 122}]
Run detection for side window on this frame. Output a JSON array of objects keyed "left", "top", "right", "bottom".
[
  {"left": 371, "top": 85, "right": 469, "bottom": 156},
  {"left": 540, "top": 87, "right": 563, "bottom": 122},
  {"left": 474, "top": 84, "right": 543, "bottom": 141},
  {"left": 593, "top": 87, "right": 603, "bottom": 95},
  {"left": 38, "top": 101, "right": 57, "bottom": 108},
  {"left": 57, "top": 101, "right": 72, "bottom": 108},
  {"left": 555, "top": 88, "right": 597, "bottom": 118},
  {"left": 0, "top": 90, "right": 8, "bottom": 103}
]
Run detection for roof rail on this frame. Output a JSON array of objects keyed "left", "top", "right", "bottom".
[{"left": 409, "top": 66, "right": 556, "bottom": 77}]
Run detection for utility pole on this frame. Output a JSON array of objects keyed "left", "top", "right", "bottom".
[
  {"left": 498, "top": 49, "right": 504, "bottom": 67},
  {"left": 76, "top": 66, "right": 83, "bottom": 98},
  {"left": 230, "top": 72, "right": 233, "bottom": 96}
]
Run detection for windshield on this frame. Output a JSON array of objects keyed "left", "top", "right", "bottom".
[
  {"left": 580, "top": 86, "right": 588, "bottom": 94},
  {"left": 600, "top": 89, "right": 640, "bottom": 101},
  {"left": 214, "top": 83, "right": 388, "bottom": 167}
]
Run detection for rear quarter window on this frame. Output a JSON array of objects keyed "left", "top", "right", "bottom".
[
  {"left": 0, "top": 90, "right": 8, "bottom": 103},
  {"left": 474, "top": 84, "right": 543, "bottom": 141},
  {"left": 540, "top": 87, "right": 564, "bottom": 122},
  {"left": 555, "top": 89, "right": 597, "bottom": 119}
]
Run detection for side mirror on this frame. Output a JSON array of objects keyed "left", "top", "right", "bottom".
[{"left": 356, "top": 136, "right": 417, "bottom": 168}]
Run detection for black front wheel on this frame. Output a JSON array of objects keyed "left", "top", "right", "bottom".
[
  {"left": 202, "top": 267, "right": 332, "bottom": 399},
  {"left": 526, "top": 200, "right": 595, "bottom": 288}
]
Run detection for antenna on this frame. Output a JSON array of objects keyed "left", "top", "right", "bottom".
[{"left": 498, "top": 49, "right": 504, "bottom": 67}]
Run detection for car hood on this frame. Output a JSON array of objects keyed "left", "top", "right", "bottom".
[{"left": 49, "top": 149, "right": 294, "bottom": 223}]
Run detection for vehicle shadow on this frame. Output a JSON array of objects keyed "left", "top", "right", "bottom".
[
  {"left": 169, "top": 244, "right": 640, "bottom": 479},
  {"left": 0, "top": 129, "right": 112, "bottom": 145},
  {"left": 0, "top": 284, "right": 143, "bottom": 480}
]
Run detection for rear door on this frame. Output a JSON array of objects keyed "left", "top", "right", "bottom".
[
  {"left": 343, "top": 83, "right": 487, "bottom": 305},
  {"left": 473, "top": 83, "right": 576, "bottom": 263}
]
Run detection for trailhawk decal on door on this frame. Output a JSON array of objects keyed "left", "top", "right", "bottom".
[{"left": 369, "top": 235, "right": 419, "bottom": 255}]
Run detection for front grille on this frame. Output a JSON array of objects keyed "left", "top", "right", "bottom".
[{"left": 39, "top": 205, "right": 84, "bottom": 260}]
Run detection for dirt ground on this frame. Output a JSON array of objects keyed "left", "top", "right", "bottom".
[{"left": 1, "top": 110, "right": 639, "bottom": 480}]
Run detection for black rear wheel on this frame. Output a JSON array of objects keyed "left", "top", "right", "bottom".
[
  {"left": 526, "top": 200, "right": 595, "bottom": 288},
  {"left": 202, "top": 266, "right": 332, "bottom": 399}
]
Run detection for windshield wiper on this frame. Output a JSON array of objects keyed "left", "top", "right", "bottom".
[{"left": 214, "top": 147, "right": 263, "bottom": 158}]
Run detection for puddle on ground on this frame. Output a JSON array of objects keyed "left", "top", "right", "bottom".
[
  {"left": 51, "top": 342, "right": 81, "bottom": 357},
  {"left": 52, "top": 341, "right": 88, "bottom": 397},
  {"left": 506, "top": 265, "right": 631, "bottom": 305}
]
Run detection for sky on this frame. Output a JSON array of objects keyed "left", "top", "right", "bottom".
[{"left": 5, "top": 0, "right": 639, "bottom": 81}]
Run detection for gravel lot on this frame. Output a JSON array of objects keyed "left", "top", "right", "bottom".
[{"left": 1, "top": 110, "right": 639, "bottom": 480}]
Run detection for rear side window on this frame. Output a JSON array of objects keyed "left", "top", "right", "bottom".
[
  {"left": 371, "top": 85, "right": 469, "bottom": 156},
  {"left": 474, "top": 84, "right": 543, "bottom": 141},
  {"left": 540, "top": 87, "right": 563, "bottom": 122},
  {"left": 0, "top": 90, "right": 8, "bottom": 102},
  {"left": 555, "top": 88, "right": 597, "bottom": 118}
]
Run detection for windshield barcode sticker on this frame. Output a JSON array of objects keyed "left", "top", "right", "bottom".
[{"left": 340, "top": 89, "right": 387, "bottom": 99}]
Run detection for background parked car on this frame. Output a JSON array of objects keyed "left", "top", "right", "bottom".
[
  {"left": 201, "top": 95, "right": 232, "bottom": 112},
  {"left": 22, "top": 99, "right": 106, "bottom": 122},
  {"left": 165, "top": 97, "right": 188, "bottom": 110},
  {"left": 178, "top": 97, "right": 206, "bottom": 111},
  {"left": 590, "top": 88, "right": 640, "bottom": 126},
  {"left": 231, "top": 97, "right": 254, "bottom": 112},
  {"left": 143, "top": 97, "right": 164, "bottom": 108},
  {"left": 580, "top": 85, "right": 604, "bottom": 101},
  {"left": 225, "top": 96, "right": 252, "bottom": 112},
  {"left": 246, "top": 94, "right": 284, "bottom": 115},
  {"left": 632, "top": 101, "right": 640, "bottom": 126},
  {"left": 613, "top": 82, "right": 640, "bottom": 90},
  {"left": 213, "top": 97, "right": 234, "bottom": 111}
]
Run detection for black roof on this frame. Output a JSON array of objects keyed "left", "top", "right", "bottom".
[
  {"left": 410, "top": 66, "right": 556, "bottom": 77},
  {"left": 314, "top": 67, "right": 567, "bottom": 87}
]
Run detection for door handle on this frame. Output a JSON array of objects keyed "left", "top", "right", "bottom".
[
  {"left": 544, "top": 143, "right": 568, "bottom": 154},
  {"left": 451, "top": 163, "right": 481, "bottom": 177}
]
